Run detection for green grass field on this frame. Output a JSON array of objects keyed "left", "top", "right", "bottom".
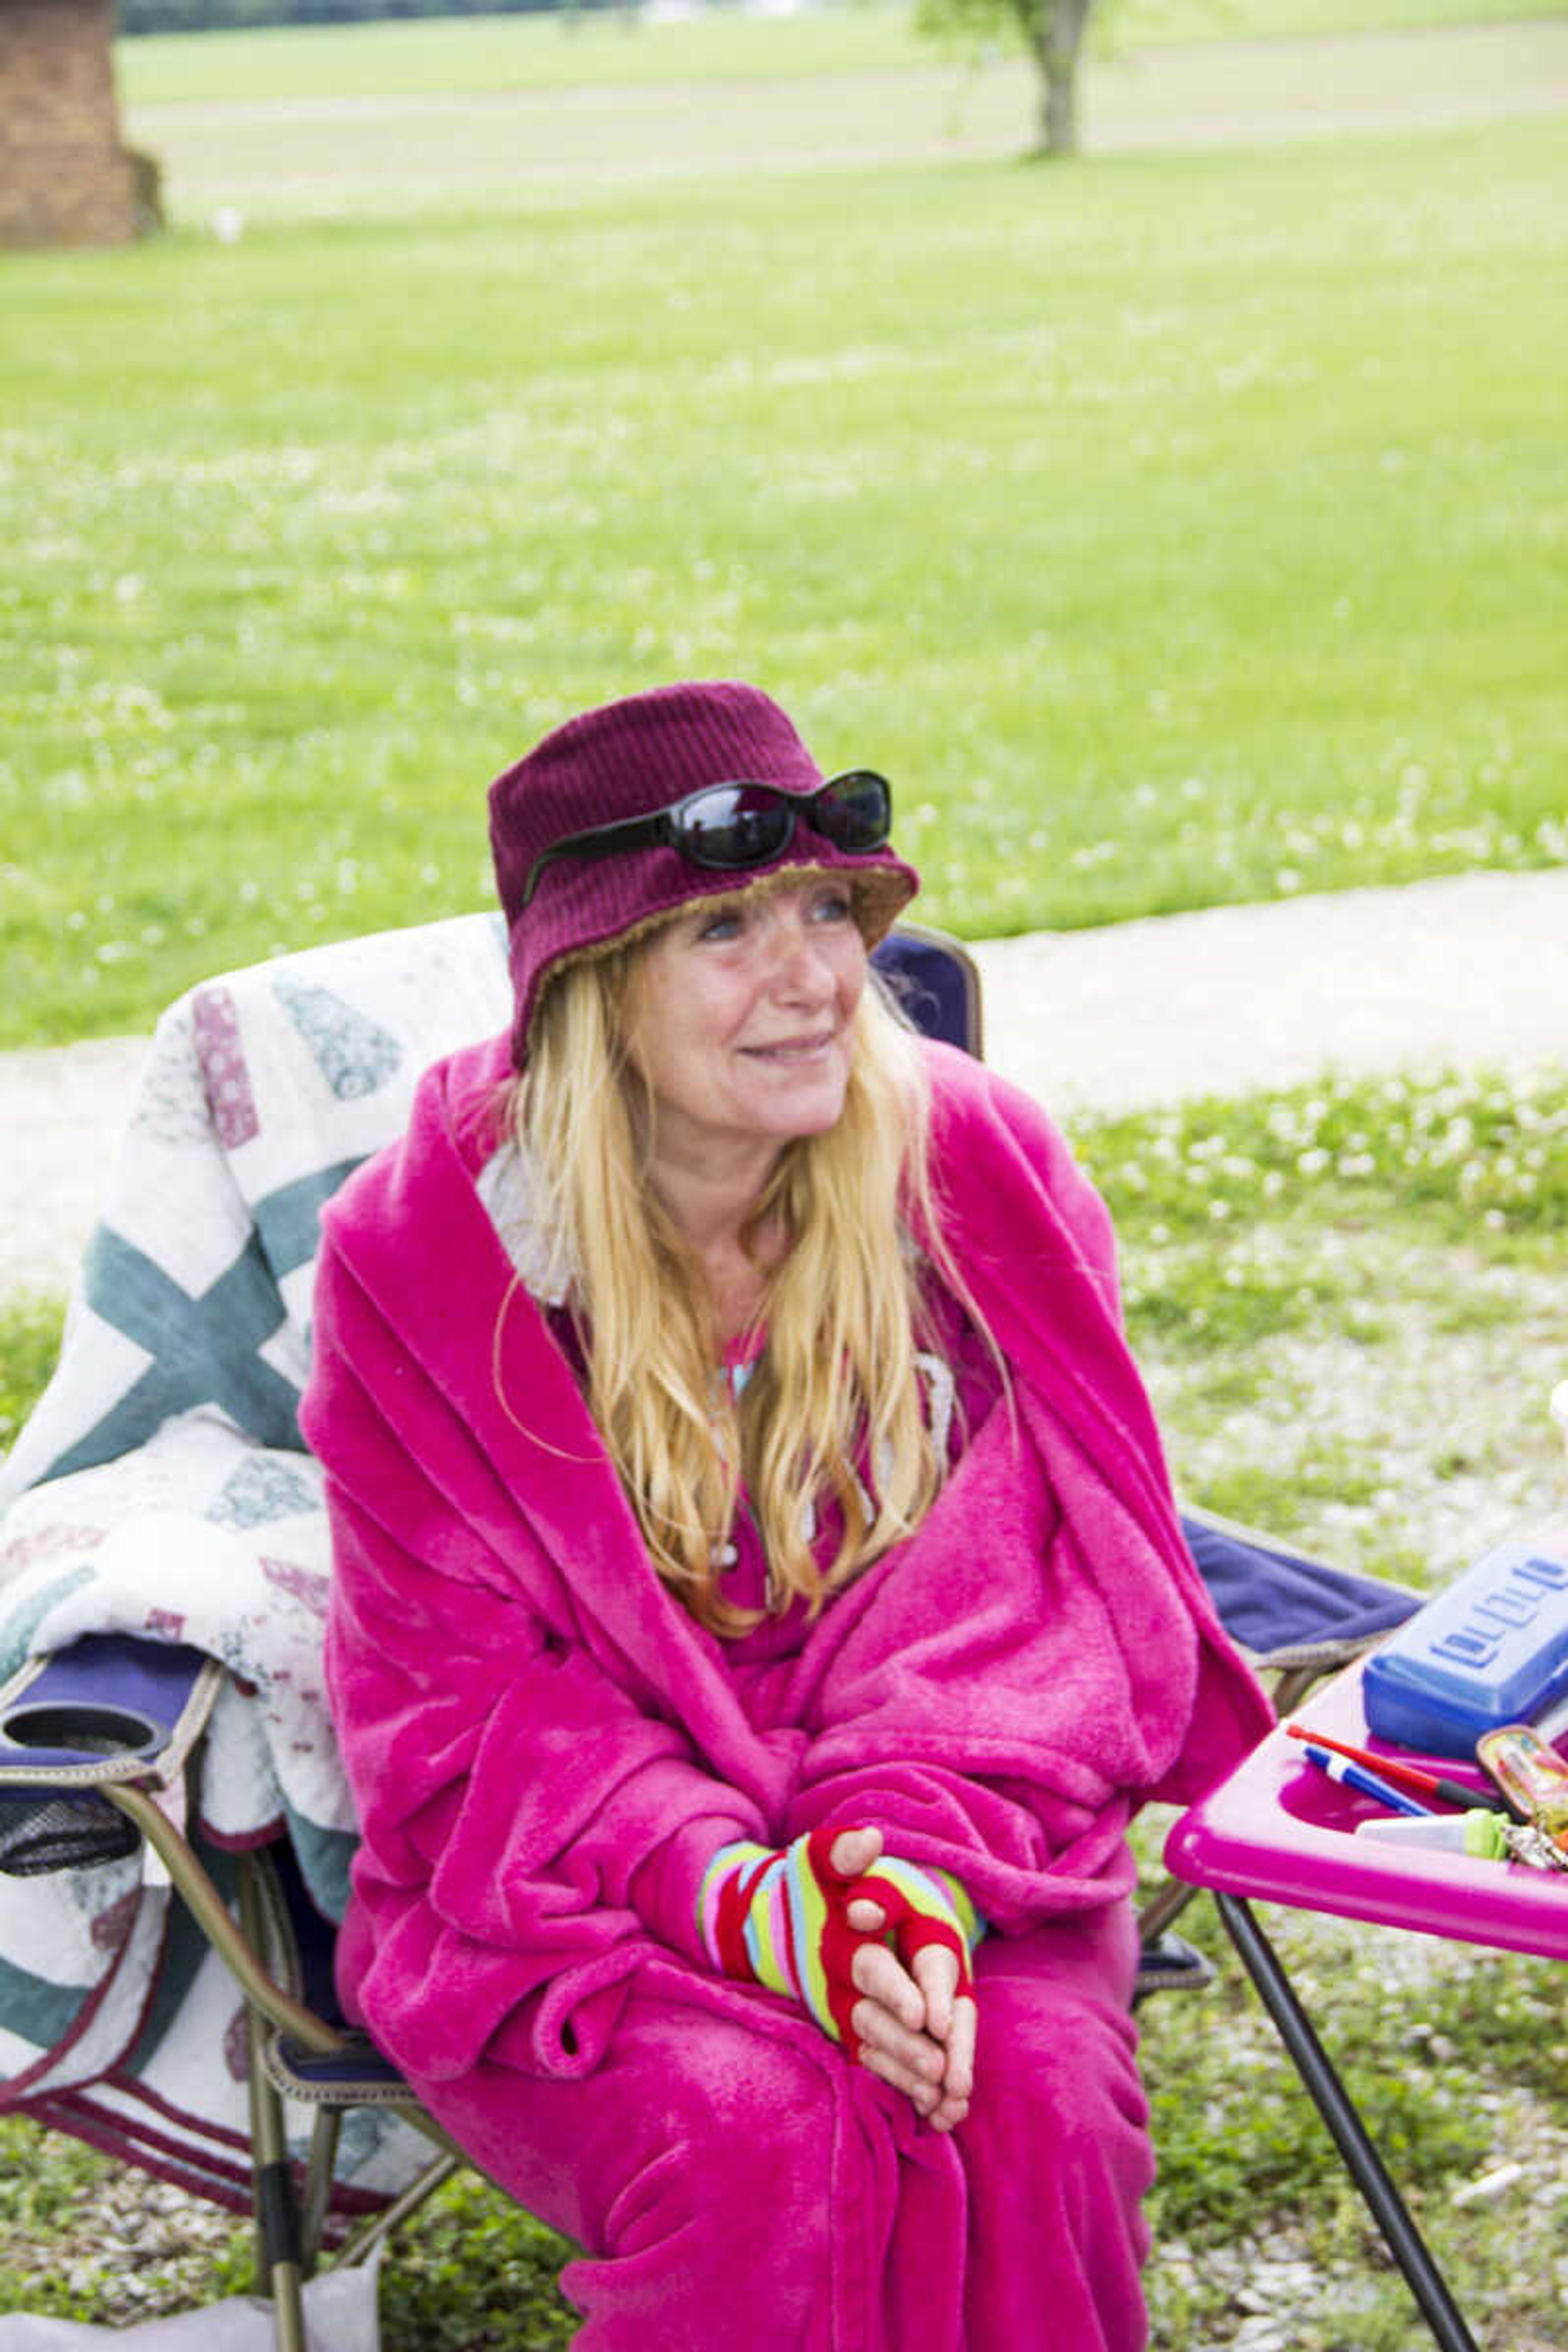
[
  {"left": 114, "top": 0, "right": 1568, "bottom": 107},
  {"left": 5, "top": 117, "right": 1565, "bottom": 1048}
]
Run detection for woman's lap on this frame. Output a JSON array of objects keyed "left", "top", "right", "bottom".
[{"left": 411, "top": 1903, "right": 1152, "bottom": 2351}]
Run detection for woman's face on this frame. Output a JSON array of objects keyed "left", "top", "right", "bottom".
[{"left": 623, "top": 877, "right": 868, "bottom": 1171}]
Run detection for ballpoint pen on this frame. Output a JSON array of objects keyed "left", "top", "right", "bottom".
[
  {"left": 1285, "top": 1723, "right": 1512, "bottom": 1813},
  {"left": 1298, "top": 1742, "right": 1435, "bottom": 1816}
]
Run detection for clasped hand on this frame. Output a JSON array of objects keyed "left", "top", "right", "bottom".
[{"left": 829, "top": 1824, "right": 976, "bottom": 2133}]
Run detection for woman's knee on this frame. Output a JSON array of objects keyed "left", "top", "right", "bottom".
[
  {"left": 574, "top": 2004, "right": 834, "bottom": 2235},
  {"left": 958, "top": 1973, "right": 1154, "bottom": 2350},
  {"left": 569, "top": 2012, "right": 839, "bottom": 2347},
  {"left": 967, "top": 1966, "right": 1153, "bottom": 2199}
]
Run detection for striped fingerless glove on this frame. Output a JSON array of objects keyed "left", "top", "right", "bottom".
[{"left": 698, "top": 1823, "right": 982, "bottom": 2062}]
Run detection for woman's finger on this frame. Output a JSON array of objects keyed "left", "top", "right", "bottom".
[
  {"left": 912, "top": 1943, "right": 959, "bottom": 2041},
  {"left": 845, "top": 1896, "right": 886, "bottom": 1934},
  {"left": 850, "top": 1941, "right": 924, "bottom": 2031},
  {"left": 939, "top": 1996, "right": 978, "bottom": 2105},
  {"left": 858, "top": 2035, "right": 970, "bottom": 2134},
  {"left": 851, "top": 1997, "right": 945, "bottom": 2084},
  {"left": 856, "top": 2042, "right": 939, "bottom": 2114},
  {"left": 829, "top": 1824, "right": 882, "bottom": 1881}
]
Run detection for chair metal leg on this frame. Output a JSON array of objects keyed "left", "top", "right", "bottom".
[
  {"left": 333, "top": 2150, "right": 463, "bottom": 2268},
  {"left": 1214, "top": 1894, "right": 1479, "bottom": 2352},
  {"left": 237, "top": 1856, "right": 309, "bottom": 2352},
  {"left": 100, "top": 1790, "right": 474, "bottom": 2325},
  {"left": 1268, "top": 1662, "right": 1333, "bottom": 1718},
  {"left": 1136, "top": 1873, "right": 1201, "bottom": 1944},
  {"left": 299, "top": 2104, "right": 343, "bottom": 2278}
]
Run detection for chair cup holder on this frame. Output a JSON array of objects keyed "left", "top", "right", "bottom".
[{"left": 0, "top": 1701, "right": 164, "bottom": 1761}]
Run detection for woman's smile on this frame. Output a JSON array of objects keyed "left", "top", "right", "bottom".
[{"left": 740, "top": 1029, "right": 837, "bottom": 1063}]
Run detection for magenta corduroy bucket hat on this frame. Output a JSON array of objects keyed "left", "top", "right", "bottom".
[{"left": 489, "top": 680, "right": 920, "bottom": 1065}]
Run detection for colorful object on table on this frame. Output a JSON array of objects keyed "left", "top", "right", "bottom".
[
  {"left": 1284, "top": 1723, "right": 1511, "bottom": 1813},
  {"left": 1497, "top": 1820, "right": 1568, "bottom": 1874},
  {"left": 1299, "top": 1743, "right": 1434, "bottom": 1817},
  {"left": 1353, "top": 1809, "right": 1512, "bottom": 1859},
  {"left": 1361, "top": 1524, "right": 1568, "bottom": 1757},
  {"left": 699, "top": 1825, "right": 982, "bottom": 2062},
  {"left": 1475, "top": 1723, "right": 1568, "bottom": 1853}
]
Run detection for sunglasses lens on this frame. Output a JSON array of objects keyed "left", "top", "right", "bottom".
[
  {"left": 815, "top": 771, "right": 891, "bottom": 850},
  {"left": 679, "top": 784, "right": 793, "bottom": 869}
]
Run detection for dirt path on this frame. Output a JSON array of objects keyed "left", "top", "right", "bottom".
[{"left": 124, "top": 18, "right": 1568, "bottom": 198}]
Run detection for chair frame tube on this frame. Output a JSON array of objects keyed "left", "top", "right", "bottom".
[
  {"left": 332, "top": 2152, "right": 463, "bottom": 2270},
  {"left": 237, "top": 1853, "right": 309, "bottom": 2352},
  {"left": 98, "top": 1784, "right": 474, "bottom": 2351}
]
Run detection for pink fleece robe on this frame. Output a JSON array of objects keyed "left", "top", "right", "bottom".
[{"left": 301, "top": 1036, "right": 1269, "bottom": 2349}]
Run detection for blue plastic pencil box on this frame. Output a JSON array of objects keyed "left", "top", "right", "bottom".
[{"left": 1362, "top": 1523, "right": 1568, "bottom": 1758}]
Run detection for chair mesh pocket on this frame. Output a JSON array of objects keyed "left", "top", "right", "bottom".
[{"left": 0, "top": 1796, "right": 140, "bottom": 1876}]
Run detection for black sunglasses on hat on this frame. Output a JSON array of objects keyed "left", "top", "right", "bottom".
[{"left": 519, "top": 771, "right": 893, "bottom": 910}]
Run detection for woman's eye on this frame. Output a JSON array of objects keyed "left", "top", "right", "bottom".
[
  {"left": 696, "top": 911, "right": 743, "bottom": 942},
  {"left": 810, "top": 891, "right": 855, "bottom": 924}
]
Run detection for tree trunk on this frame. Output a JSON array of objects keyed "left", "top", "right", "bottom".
[
  {"left": 1042, "top": 52, "right": 1075, "bottom": 154},
  {"left": 1026, "top": 0, "right": 1092, "bottom": 156}
]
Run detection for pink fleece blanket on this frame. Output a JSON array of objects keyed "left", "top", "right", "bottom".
[{"left": 301, "top": 1035, "right": 1267, "bottom": 2100}]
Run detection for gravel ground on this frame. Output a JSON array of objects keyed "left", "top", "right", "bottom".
[
  {"left": 7, "top": 864, "right": 1568, "bottom": 1304},
  {"left": 0, "top": 2170, "right": 243, "bottom": 2323}
]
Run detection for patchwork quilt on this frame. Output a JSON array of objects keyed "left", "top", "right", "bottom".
[{"left": 0, "top": 911, "right": 512, "bottom": 2208}]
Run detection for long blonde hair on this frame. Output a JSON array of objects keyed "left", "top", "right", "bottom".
[{"left": 509, "top": 910, "right": 969, "bottom": 1635}]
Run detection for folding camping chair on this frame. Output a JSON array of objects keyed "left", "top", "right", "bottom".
[{"left": 0, "top": 912, "right": 1419, "bottom": 2348}]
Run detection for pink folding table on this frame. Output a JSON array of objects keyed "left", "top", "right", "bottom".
[{"left": 1165, "top": 1664, "right": 1568, "bottom": 2352}]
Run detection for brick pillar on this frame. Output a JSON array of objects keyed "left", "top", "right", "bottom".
[{"left": 0, "top": 0, "right": 143, "bottom": 245}]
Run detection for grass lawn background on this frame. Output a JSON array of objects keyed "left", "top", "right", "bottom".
[{"left": 5, "top": 111, "right": 1565, "bottom": 1048}]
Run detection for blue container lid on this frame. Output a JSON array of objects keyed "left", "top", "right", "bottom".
[{"left": 1362, "top": 1536, "right": 1568, "bottom": 1759}]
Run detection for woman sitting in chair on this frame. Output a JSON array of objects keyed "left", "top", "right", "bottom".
[{"left": 301, "top": 680, "right": 1270, "bottom": 2350}]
